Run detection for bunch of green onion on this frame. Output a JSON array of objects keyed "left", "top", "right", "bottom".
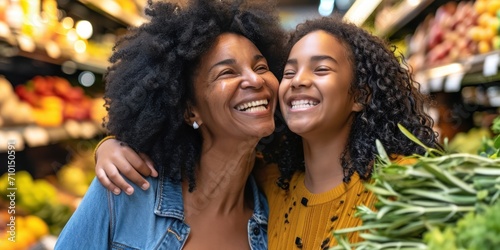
[{"left": 331, "top": 124, "right": 500, "bottom": 250}]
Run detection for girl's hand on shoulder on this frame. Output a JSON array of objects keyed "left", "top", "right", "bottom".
[{"left": 95, "top": 138, "right": 158, "bottom": 195}]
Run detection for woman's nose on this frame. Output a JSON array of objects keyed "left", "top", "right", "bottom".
[{"left": 241, "top": 71, "right": 265, "bottom": 89}]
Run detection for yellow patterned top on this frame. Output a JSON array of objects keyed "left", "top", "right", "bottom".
[{"left": 255, "top": 164, "right": 377, "bottom": 249}]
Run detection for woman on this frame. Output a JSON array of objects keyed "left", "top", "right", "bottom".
[
  {"left": 55, "top": 0, "right": 285, "bottom": 249},
  {"left": 93, "top": 16, "right": 438, "bottom": 249}
]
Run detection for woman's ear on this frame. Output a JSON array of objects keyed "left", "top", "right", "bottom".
[
  {"left": 352, "top": 102, "right": 363, "bottom": 112},
  {"left": 184, "top": 103, "right": 203, "bottom": 129}
]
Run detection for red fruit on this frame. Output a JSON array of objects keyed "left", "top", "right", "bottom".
[
  {"left": 53, "top": 77, "right": 72, "bottom": 99},
  {"left": 15, "top": 85, "right": 40, "bottom": 107},
  {"left": 32, "top": 76, "right": 54, "bottom": 96},
  {"left": 63, "top": 100, "right": 91, "bottom": 121}
]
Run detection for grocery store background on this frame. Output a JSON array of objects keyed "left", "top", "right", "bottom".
[{"left": 0, "top": 0, "right": 499, "bottom": 249}]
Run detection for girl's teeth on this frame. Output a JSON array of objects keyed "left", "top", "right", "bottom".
[{"left": 291, "top": 100, "right": 318, "bottom": 109}]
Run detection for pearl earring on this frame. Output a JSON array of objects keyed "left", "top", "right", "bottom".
[{"left": 193, "top": 121, "right": 199, "bottom": 129}]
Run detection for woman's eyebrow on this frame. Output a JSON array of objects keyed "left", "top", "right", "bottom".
[
  {"left": 209, "top": 54, "right": 266, "bottom": 72},
  {"left": 254, "top": 54, "right": 265, "bottom": 61},
  {"left": 209, "top": 58, "right": 236, "bottom": 72}
]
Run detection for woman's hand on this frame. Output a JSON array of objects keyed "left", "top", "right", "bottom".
[{"left": 95, "top": 139, "right": 158, "bottom": 195}]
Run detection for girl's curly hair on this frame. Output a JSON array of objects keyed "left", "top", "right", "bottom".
[
  {"left": 277, "top": 16, "right": 439, "bottom": 186},
  {"left": 104, "top": 0, "right": 286, "bottom": 191}
]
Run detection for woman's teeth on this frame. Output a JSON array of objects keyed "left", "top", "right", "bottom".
[{"left": 236, "top": 99, "right": 268, "bottom": 111}]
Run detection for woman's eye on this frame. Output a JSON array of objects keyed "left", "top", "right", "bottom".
[
  {"left": 217, "top": 69, "right": 235, "bottom": 78},
  {"left": 255, "top": 65, "right": 269, "bottom": 73}
]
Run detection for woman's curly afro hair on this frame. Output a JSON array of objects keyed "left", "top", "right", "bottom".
[
  {"left": 277, "top": 16, "right": 439, "bottom": 186},
  {"left": 104, "top": 0, "right": 286, "bottom": 191}
]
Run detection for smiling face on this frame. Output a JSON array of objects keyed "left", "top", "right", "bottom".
[
  {"left": 189, "top": 33, "right": 279, "bottom": 142},
  {"left": 279, "top": 30, "right": 362, "bottom": 138}
]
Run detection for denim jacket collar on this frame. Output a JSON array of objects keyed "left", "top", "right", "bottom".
[{"left": 153, "top": 169, "right": 268, "bottom": 226}]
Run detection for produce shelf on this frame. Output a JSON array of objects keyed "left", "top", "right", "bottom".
[
  {"left": 415, "top": 51, "right": 500, "bottom": 107},
  {"left": 0, "top": 35, "right": 108, "bottom": 74},
  {"left": 0, "top": 120, "right": 106, "bottom": 152},
  {"left": 416, "top": 50, "right": 500, "bottom": 91},
  {"left": 78, "top": 0, "right": 148, "bottom": 27},
  {"left": 375, "top": 0, "right": 435, "bottom": 37}
]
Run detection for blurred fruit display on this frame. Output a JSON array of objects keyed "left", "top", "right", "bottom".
[
  {"left": 0, "top": 0, "right": 133, "bottom": 248},
  {"left": 471, "top": 0, "right": 500, "bottom": 53},
  {"left": 406, "top": 0, "right": 500, "bottom": 72},
  {"left": 0, "top": 76, "right": 34, "bottom": 127},
  {"left": 0, "top": 75, "right": 107, "bottom": 128},
  {"left": 448, "top": 126, "right": 492, "bottom": 153},
  {"left": 408, "top": 1, "right": 478, "bottom": 71},
  {"left": 0, "top": 147, "right": 96, "bottom": 249},
  {"left": 0, "top": 213, "right": 50, "bottom": 250}
]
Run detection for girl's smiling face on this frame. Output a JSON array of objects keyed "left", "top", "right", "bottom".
[{"left": 279, "top": 30, "right": 362, "bottom": 138}]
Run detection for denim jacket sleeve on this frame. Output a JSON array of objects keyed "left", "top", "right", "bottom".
[{"left": 55, "top": 178, "right": 111, "bottom": 249}]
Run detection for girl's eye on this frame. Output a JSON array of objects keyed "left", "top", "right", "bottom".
[
  {"left": 316, "top": 67, "right": 330, "bottom": 72},
  {"left": 283, "top": 70, "right": 295, "bottom": 79},
  {"left": 315, "top": 67, "right": 331, "bottom": 75}
]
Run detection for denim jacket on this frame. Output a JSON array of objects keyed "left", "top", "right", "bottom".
[{"left": 55, "top": 172, "right": 268, "bottom": 250}]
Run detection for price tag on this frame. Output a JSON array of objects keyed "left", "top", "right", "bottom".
[
  {"left": 444, "top": 72, "right": 464, "bottom": 93},
  {"left": 483, "top": 53, "right": 500, "bottom": 77},
  {"left": 429, "top": 76, "right": 444, "bottom": 92}
]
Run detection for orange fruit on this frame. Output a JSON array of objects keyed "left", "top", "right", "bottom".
[
  {"left": 478, "top": 40, "right": 491, "bottom": 54},
  {"left": 467, "top": 26, "right": 483, "bottom": 42},
  {"left": 24, "top": 215, "right": 49, "bottom": 240},
  {"left": 487, "top": 0, "right": 500, "bottom": 16},
  {"left": 475, "top": 0, "right": 487, "bottom": 14}
]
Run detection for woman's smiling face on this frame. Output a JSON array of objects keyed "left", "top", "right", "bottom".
[
  {"left": 279, "top": 30, "right": 361, "bottom": 138},
  {"left": 191, "top": 33, "right": 279, "bottom": 141}
]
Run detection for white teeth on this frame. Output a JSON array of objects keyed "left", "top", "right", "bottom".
[
  {"left": 236, "top": 99, "right": 268, "bottom": 111},
  {"left": 246, "top": 106, "right": 266, "bottom": 112},
  {"left": 291, "top": 99, "right": 318, "bottom": 109}
]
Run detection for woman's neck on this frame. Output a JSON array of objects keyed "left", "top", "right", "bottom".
[{"left": 183, "top": 138, "right": 257, "bottom": 217}]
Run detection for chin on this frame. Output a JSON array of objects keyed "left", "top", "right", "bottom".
[
  {"left": 285, "top": 119, "right": 312, "bottom": 135},
  {"left": 287, "top": 127, "right": 306, "bottom": 136},
  {"left": 253, "top": 124, "right": 275, "bottom": 138}
]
